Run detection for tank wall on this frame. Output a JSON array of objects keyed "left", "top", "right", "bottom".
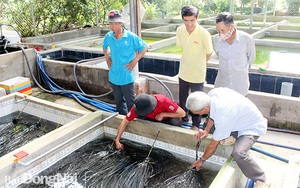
[
  {"left": 0, "top": 92, "right": 87, "bottom": 123},
  {"left": 0, "top": 49, "right": 36, "bottom": 83},
  {"left": 1, "top": 110, "right": 227, "bottom": 187}
]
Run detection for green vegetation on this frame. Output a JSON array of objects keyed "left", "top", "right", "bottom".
[
  {"left": 1, "top": 0, "right": 127, "bottom": 37},
  {"left": 142, "top": 37, "right": 165, "bottom": 44}
]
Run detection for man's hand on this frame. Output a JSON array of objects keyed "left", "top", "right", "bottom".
[
  {"left": 106, "top": 59, "right": 112, "bottom": 69},
  {"left": 125, "top": 59, "right": 137, "bottom": 72},
  {"left": 115, "top": 140, "right": 124, "bottom": 150},
  {"left": 155, "top": 113, "right": 164, "bottom": 121},
  {"left": 194, "top": 129, "right": 208, "bottom": 140},
  {"left": 191, "top": 159, "right": 203, "bottom": 171}
]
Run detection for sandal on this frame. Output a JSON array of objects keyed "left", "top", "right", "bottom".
[{"left": 220, "top": 136, "right": 236, "bottom": 146}]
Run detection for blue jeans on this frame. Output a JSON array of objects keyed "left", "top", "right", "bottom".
[{"left": 110, "top": 82, "right": 136, "bottom": 115}]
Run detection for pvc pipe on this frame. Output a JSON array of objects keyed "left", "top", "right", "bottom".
[
  {"left": 256, "top": 140, "right": 300, "bottom": 151},
  {"left": 251, "top": 146, "right": 289, "bottom": 163},
  {"left": 280, "top": 82, "right": 293, "bottom": 96},
  {"left": 244, "top": 178, "right": 254, "bottom": 188},
  {"left": 17, "top": 112, "right": 118, "bottom": 166}
]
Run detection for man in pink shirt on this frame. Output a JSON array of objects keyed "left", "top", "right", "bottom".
[{"left": 115, "top": 93, "right": 185, "bottom": 149}]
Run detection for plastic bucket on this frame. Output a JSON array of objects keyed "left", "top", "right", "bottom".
[{"left": 280, "top": 82, "right": 293, "bottom": 96}]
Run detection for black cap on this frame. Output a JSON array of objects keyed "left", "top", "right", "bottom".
[{"left": 134, "top": 94, "right": 157, "bottom": 116}]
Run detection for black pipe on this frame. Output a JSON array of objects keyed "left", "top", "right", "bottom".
[{"left": 267, "top": 127, "right": 300, "bottom": 136}]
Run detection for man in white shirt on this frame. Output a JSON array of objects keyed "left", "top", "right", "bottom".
[{"left": 185, "top": 88, "right": 270, "bottom": 188}]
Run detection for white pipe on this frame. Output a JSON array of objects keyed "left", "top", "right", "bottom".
[
  {"left": 17, "top": 112, "right": 118, "bottom": 166},
  {"left": 280, "top": 82, "right": 293, "bottom": 96},
  {"left": 250, "top": 0, "right": 255, "bottom": 30}
]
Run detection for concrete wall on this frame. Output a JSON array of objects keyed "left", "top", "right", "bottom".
[
  {"left": 42, "top": 58, "right": 111, "bottom": 94},
  {"left": 255, "top": 39, "right": 300, "bottom": 49},
  {"left": 269, "top": 30, "right": 300, "bottom": 39},
  {"left": 0, "top": 49, "right": 36, "bottom": 84},
  {"left": 23, "top": 28, "right": 102, "bottom": 45}
]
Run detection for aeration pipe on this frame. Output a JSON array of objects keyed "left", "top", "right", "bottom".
[
  {"left": 73, "top": 56, "right": 113, "bottom": 98},
  {"left": 245, "top": 144, "right": 290, "bottom": 188},
  {"left": 256, "top": 140, "right": 300, "bottom": 151},
  {"left": 17, "top": 112, "right": 118, "bottom": 166},
  {"left": 251, "top": 146, "right": 289, "bottom": 163},
  {"left": 139, "top": 73, "right": 174, "bottom": 101}
]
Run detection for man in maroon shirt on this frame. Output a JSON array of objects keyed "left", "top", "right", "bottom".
[{"left": 115, "top": 93, "right": 185, "bottom": 149}]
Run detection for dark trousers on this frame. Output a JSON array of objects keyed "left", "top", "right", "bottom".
[
  {"left": 179, "top": 78, "right": 204, "bottom": 127},
  {"left": 110, "top": 82, "right": 136, "bottom": 115}
]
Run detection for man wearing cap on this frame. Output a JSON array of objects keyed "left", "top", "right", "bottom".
[
  {"left": 115, "top": 93, "right": 185, "bottom": 150},
  {"left": 103, "top": 10, "right": 148, "bottom": 115}
]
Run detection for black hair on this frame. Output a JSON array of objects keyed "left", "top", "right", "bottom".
[
  {"left": 181, "top": 5, "right": 199, "bottom": 19},
  {"left": 215, "top": 12, "right": 234, "bottom": 26}
]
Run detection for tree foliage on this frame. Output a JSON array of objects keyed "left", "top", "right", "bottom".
[
  {"left": 142, "top": 2, "right": 157, "bottom": 20},
  {"left": 2, "top": 0, "right": 127, "bottom": 37}
]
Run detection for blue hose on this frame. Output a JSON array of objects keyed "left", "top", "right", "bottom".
[
  {"left": 245, "top": 178, "right": 254, "bottom": 188},
  {"left": 36, "top": 53, "right": 116, "bottom": 113},
  {"left": 251, "top": 146, "right": 289, "bottom": 163}
]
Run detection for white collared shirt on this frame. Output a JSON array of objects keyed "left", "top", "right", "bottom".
[
  {"left": 209, "top": 88, "right": 267, "bottom": 141},
  {"left": 213, "top": 29, "right": 256, "bottom": 96}
]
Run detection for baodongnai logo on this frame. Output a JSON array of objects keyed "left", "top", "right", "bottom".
[{"left": 5, "top": 173, "right": 77, "bottom": 186}]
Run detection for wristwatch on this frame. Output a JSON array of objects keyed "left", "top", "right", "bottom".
[{"left": 199, "top": 157, "right": 206, "bottom": 163}]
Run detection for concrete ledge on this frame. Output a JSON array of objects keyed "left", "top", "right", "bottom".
[
  {"left": 23, "top": 28, "right": 102, "bottom": 45},
  {"left": 248, "top": 91, "right": 300, "bottom": 131},
  {"left": 106, "top": 114, "right": 221, "bottom": 155},
  {"left": 209, "top": 156, "right": 246, "bottom": 188},
  {"left": 0, "top": 110, "right": 106, "bottom": 187},
  {"left": 282, "top": 154, "right": 300, "bottom": 188}
]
